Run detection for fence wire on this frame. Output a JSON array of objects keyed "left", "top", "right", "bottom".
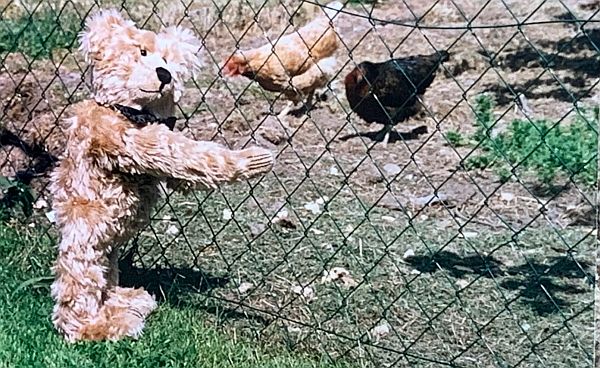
[{"left": 0, "top": 0, "right": 598, "bottom": 367}]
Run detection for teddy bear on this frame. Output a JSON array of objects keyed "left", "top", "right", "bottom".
[{"left": 48, "top": 9, "right": 274, "bottom": 342}]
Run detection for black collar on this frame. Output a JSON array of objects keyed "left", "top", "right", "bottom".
[{"left": 109, "top": 104, "right": 177, "bottom": 131}]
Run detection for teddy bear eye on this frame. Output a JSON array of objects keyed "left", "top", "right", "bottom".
[{"left": 140, "top": 49, "right": 147, "bottom": 56}]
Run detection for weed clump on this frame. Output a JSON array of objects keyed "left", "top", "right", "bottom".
[{"left": 460, "top": 94, "right": 598, "bottom": 188}]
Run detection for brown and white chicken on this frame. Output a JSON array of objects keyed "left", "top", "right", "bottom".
[{"left": 222, "top": 1, "right": 343, "bottom": 118}]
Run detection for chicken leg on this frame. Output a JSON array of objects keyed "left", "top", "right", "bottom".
[
  {"left": 290, "top": 91, "right": 316, "bottom": 118},
  {"left": 377, "top": 124, "right": 394, "bottom": 147},
  {"left": 277, "top": 101, "right": 294, "bottom": 121}
]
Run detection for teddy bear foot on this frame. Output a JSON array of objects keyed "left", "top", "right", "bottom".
[
  {"left": 108, "top": 287, "right": 158, "bottom": 317},
  {"left": 57, "top": 287, "right": 157, "bottom": 342},
  {"left": 80, "top": 287, "right": 157, "bottom": 341},
  {"left": 235, "top": 147, "right": 275, "bottom": 179}
]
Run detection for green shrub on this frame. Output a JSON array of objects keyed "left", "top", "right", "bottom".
[
  {"left": 0, "top": 11, "right": 80, "bottom": 59},
  {"left": 465, "top": 95, "right": 598, "bottom": 187}
]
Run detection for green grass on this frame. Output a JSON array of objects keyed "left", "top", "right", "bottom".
[
  {"left": 0, "top": 222, "right": 349, "bottom": 368},
  {"left": 463, "top": 94, "right": 598, "bottom": 187},
  {"left": 0, "top": 10, "right": 80, "bottom": 59}
]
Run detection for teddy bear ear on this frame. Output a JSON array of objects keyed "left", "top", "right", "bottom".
[
  {"left": 79, "top": 9, "right": 133, "bottom": 63},
  {"left": 157, "top": 26, "right": 202, "bottom": 73}
]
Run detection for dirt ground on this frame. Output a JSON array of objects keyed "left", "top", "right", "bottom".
[{"left": 0, "top": 0, "right": 597, "bottom": 367}]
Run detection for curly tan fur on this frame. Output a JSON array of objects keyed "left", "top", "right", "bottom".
[{"left": 49, "top": 9, "right": 274, "bottom": 342}]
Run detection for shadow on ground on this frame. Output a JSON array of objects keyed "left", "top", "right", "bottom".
[
  {"left": 119, "top": 249, "right": 273, "bottom": 326},
  {"left": 405, "top": 250, "right": 594, "bottom": 316},
  {"left": 481, "top": 29, "right": 599, "bottom": 105},
  {"left": 338, "top": 125, "right": 428, "bottom": 143}
]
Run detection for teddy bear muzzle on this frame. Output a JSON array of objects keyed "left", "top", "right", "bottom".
[{"left": 138, "top": 67, "right": 173, "bottom": 95}]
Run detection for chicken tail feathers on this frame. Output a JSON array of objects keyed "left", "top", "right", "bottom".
[{"left": 324, "top": 1, "right": 344, "bottom": 20}]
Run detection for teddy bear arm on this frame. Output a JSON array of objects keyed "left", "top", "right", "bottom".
[{"left": 118, "top": 126, "right": 274, "bottom": 188}]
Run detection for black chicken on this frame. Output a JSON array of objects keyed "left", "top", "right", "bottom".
[{"left": 344, "top": 51, "right": 450, "bottom": 144}]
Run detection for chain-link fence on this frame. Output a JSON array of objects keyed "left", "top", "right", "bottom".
[{"left": 0, "top": 0, "right": 598, "bottom": 366}]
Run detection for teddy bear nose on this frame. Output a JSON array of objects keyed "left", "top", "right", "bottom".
[{"left": 155, "top": 67, "right": 172, "bottom": 84}]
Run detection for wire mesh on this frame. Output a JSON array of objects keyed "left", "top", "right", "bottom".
[{"left": 0, "top": 0, "right": 597, "bottom": 366}]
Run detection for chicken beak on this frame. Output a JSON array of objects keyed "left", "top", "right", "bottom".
[
  {"left": 222, "top": 61, "right": 235, "bottom": 77},
  {"left": 222, "top": 56, "right": 244, "bottom": 77},
  {"left": 356, "top": 68, "right": 366, "bottom": 84}
]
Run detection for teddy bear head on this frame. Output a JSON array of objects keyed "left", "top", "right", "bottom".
[{"left": 79, "top": 9, "right": 201, "bottom": 117}]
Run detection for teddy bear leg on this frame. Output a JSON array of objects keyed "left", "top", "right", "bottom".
[
  {"left": 52, "top": 256, "right": 157, "bottom": 342},
  {"left": 51, "top": 227, "right": 157, "bottom": 342}
]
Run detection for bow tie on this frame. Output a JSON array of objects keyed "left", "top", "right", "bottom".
[{"left": 110, "top": 104, "right": 177, "bottom": 131}]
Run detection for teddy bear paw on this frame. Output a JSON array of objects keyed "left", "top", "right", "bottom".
[{"left": 236, "top": 147, "right": 275, "bottom": 179}]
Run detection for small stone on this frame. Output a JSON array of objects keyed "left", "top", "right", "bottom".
[
  {"left": 315, "top": 196, "right": 329, "bottom": 205},
  {"left": 383, "top": 163, "right": 401, "bottom": 175},
  {"left": 304, "top": 201, "right": 322, "bottom": 215},
  {"left": 460, "top": 231, "right": 479, "bottom": 239},
  {"left": 273, "top": 208, "right": 289, "bottom": 222},
  {"left": 45, "top": 211, "right": 56, "bottom": 223},
  {"left": 33, "top": 198, "right": 48, "bottom": 209},
  {"left": 403, "top": 249, "right": 415, "bottom": 259},
  {"left": 329, "top": 166, "right": 339, "bottom": 176},
  {"left": 249, "top": 222, "right": 266, "bottom": 238},
  {"left": 310, "top": 228, "right": 324, "bottom": 235},
  {"left": 321, "top": 267, "right": 357, "bottom": 287},
  {"left": 381, "top": 215, "right": 395, "bottom": 223},
  {"left": 455, "top": 279, "right": 469, "bottom": 289},
  {"left": 291, "top": 285, "right": 315, "bottom": 302},
  {"left": 322, "top": 243, "right": 336, "bottom": 252},
  {"left": 287, "top": 325, "right": 302, "bottom": 333},
  {"left": 238, "top": 282, "right": 254, "bottom": 293},
  {"left": 222, "top": 208, "right": 233, "bottom": 220},
  {"left": 166, "top": 225, "right": 180, "bottom": 236},
  {"left": 257, "top": 116, "right": 287, "bottom": 145},
  {"left": 371, "top": 323, "right": 391, "bottom": 339},
  {"left": 271, "top": 208, "right": 296, "bottom": 229},
  {"left": 411, "top": 193, "right": 449, "bottom": 207},
  {"left": 500, "top": 192, "right": 515, "bottom": 202}
]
